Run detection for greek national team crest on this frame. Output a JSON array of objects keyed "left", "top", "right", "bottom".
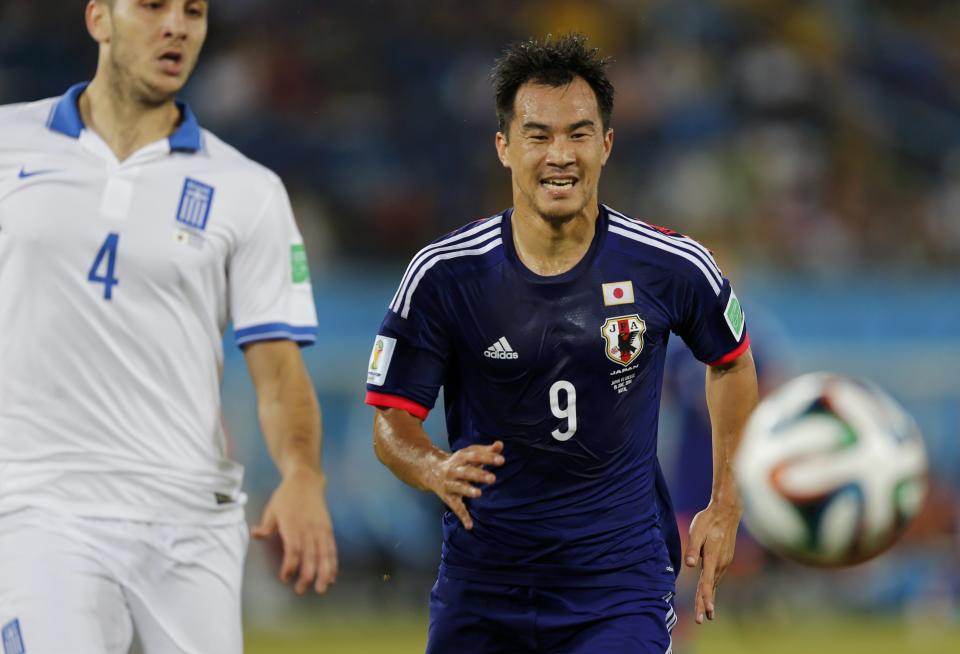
[
  {"left": 176, "top": 177, "right": 215, "bottom": 230},
  {"left": 1, "top": 619, "right": 25, "bottom": 654},
  {"left": 601, "top": 314, "right": 646, "bottom": 366}
]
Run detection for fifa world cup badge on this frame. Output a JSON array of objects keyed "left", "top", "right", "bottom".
[
  {"left": 367, "top": 335, "right": 397, "bottom": 386},
  {"left": 371, "top": 338, "right": 384, "bottom": 370}
]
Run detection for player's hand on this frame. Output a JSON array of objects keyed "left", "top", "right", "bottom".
[
  {"left": 251, "top": 466, "right": 338, "bottom": 595},
  {"left": 684, "top": 499, "right": 742, "bottom": 624},
  {"left": 426, "top": 440, "right": 505, "bottom": 530}
]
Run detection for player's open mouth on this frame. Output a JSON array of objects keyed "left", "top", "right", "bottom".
[
  {"left": 158, "top": 51, "right": 184, "bottom": 74},
  {"left": 540, "top": 177, "right": 577, "bottom": 189}
]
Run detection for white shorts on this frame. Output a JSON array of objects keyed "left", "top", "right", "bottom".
[{"left": 0, "top": 507, "right": 248, "bottom": 654}]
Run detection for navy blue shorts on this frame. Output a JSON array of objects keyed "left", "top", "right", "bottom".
[{"left": 426, "top": 574, "right": 676, "bottom": 654}]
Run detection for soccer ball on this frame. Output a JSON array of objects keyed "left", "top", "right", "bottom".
[{"left": 734, "top": 373, "right": 928, "bottom": 566}]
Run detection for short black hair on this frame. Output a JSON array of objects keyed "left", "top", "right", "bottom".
[{"left": 492, "top": 32, "right": 614, "bottom": 134}]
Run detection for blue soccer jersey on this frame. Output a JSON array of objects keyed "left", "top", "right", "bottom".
[{"left": 366, "top": 205, "right": 749, "bottom": 590}]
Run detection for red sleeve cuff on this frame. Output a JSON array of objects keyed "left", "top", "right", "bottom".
[
  {"left": 707, "top": 332, "right": 751, "bottom": 367},
  {"left": 365, "top": 391, "right": 430, "bottom": 420}
]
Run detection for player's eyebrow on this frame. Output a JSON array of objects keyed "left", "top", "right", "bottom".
[
  {"left": 520, "top": 119, "right": 597, "bottom": 133},
  {"left": 567, "top": 119, "right": 596, "bottom": 132},
  {"left": 520, "top": 121, "right": 551, "bottom": 132}
]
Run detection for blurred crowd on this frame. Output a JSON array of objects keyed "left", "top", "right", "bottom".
[{"left": 2, "top": 0, "right": 959, "bottom": 274}]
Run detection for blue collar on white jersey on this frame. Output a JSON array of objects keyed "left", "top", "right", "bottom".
[{"left": 47, "top": 82, "right": 203, "bottom": 153}]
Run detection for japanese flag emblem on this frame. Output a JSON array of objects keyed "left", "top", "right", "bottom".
[
  {"left": 602, "top": 281, "right": 634, "bottom": 306},
  {"left": 601, "top": 314, "right": 647, "bottom": 366}
]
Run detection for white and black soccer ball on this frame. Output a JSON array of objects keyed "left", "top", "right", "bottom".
[{"left": 734, "top": 373, "right": 928, "bottom": 566}]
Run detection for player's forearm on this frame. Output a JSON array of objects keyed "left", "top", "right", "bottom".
[
  {"left": 705, "top": 349, "right": 758, "bottom": 509},
  {"left": 373, "top": 407, "right": 446, "bottom": 492},
  {"left": 245, "top": 341, "right": 324, "bottom": 478},
  {"left": 258, "top": 383, "right": 323, "bottom": 478}
]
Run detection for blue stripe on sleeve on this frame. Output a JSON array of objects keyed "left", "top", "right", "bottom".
[{"left": 235, "top": 323, "right": 317, "bottom": 348}]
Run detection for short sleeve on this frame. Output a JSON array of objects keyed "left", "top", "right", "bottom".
[
  {"left": 364, "top": 268, "right": 449, "bottom": 420},
  {"left": 673, "top": 273, "right": 750, "bottom": 366},
  {"left": 229, "top": 179, "right": 318, "bottom": 348}
]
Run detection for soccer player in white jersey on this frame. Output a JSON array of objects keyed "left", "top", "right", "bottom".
[{"left": 0, "top": 1, "right": 337, "bottom": 652}]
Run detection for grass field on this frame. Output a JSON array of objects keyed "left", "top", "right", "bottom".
[{"left": 245, "top": 615, "right": 960, "bottom": 654}]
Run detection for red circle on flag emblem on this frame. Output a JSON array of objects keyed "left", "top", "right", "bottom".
[{"left": 613, "top": 288, "right": 624, "bottom": 299}]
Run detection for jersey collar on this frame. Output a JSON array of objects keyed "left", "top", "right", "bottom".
[
  {"left": 503, "top": 204, "right": 608, "bottom": 284},
  {"left": 47, "top": 82, "right": 203, "bottom": 153}
]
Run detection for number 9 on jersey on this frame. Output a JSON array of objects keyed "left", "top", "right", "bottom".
[{"left": 549, "top": 380, "right": 577, "bottom": 441}]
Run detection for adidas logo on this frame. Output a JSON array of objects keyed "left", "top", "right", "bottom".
[{"left": 484, "top": 336, "right": 518, "bottom": 360}]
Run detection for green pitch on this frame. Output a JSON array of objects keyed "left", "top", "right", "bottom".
[
  {"left": 245, "top": 615, "right": 426, "bottom": 654},
  {"left": 700, "top": 618, "right": 960, "bottom": 654},
  {"left": 245, "top": 615, "right": 959, "bottom": 654}
]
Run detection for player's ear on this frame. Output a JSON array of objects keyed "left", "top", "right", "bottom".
[
  {"left": 86, "top": 0, "right": 112, "bottom": 45},
  {"left": 601, "top": 128, "right": 614, "bottom": 166},
  {"left": 495, "top": 132, "right": 511, "bottom": 169}
]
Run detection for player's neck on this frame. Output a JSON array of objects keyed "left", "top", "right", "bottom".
[
  {"left": 511, "top": 204, "right": 598, "bottom": 277},
  {"left": 80, "top": 77, "right": 182, "bottom": 162}
]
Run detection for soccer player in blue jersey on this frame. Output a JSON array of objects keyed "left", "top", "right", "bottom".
[
  {"left": 0, "top": 1, "right": 336, "bottom": 651},
  {"left": 366, "top": 33, "right": 759, "bottom": 653}
]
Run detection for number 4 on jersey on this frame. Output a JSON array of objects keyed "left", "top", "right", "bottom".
[{"left": 88, "top": 232, "right": 120, "bottom": 300}]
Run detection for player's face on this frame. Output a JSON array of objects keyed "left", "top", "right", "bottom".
[
  {"left": 496, "top": 77, "right": 613, "bottom": 225},
  {"left": 91, "top": 0, "right": 208, "bottom": 103}
]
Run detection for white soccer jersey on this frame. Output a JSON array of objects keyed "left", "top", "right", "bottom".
[{"left": 0, "top": 83, "right": 318, "bottom": 525}]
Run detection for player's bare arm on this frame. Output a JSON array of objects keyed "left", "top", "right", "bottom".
[
  {"left": 373, "top": 408, "right": 504, "bottom": 530},
  {"left": 685, "top": 348, "right": 759, "bottom": 624},
  {"left": 245, "top": 340, "right": 338, "bottom": 594}
]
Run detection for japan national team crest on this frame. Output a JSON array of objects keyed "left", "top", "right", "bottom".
[{"left": 601, "top": 314, "right": 646, "bottom": 366}]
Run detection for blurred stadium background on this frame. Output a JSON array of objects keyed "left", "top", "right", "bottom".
[{"left": 3, "top": 0, "right": 958, "bottom": 651}]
